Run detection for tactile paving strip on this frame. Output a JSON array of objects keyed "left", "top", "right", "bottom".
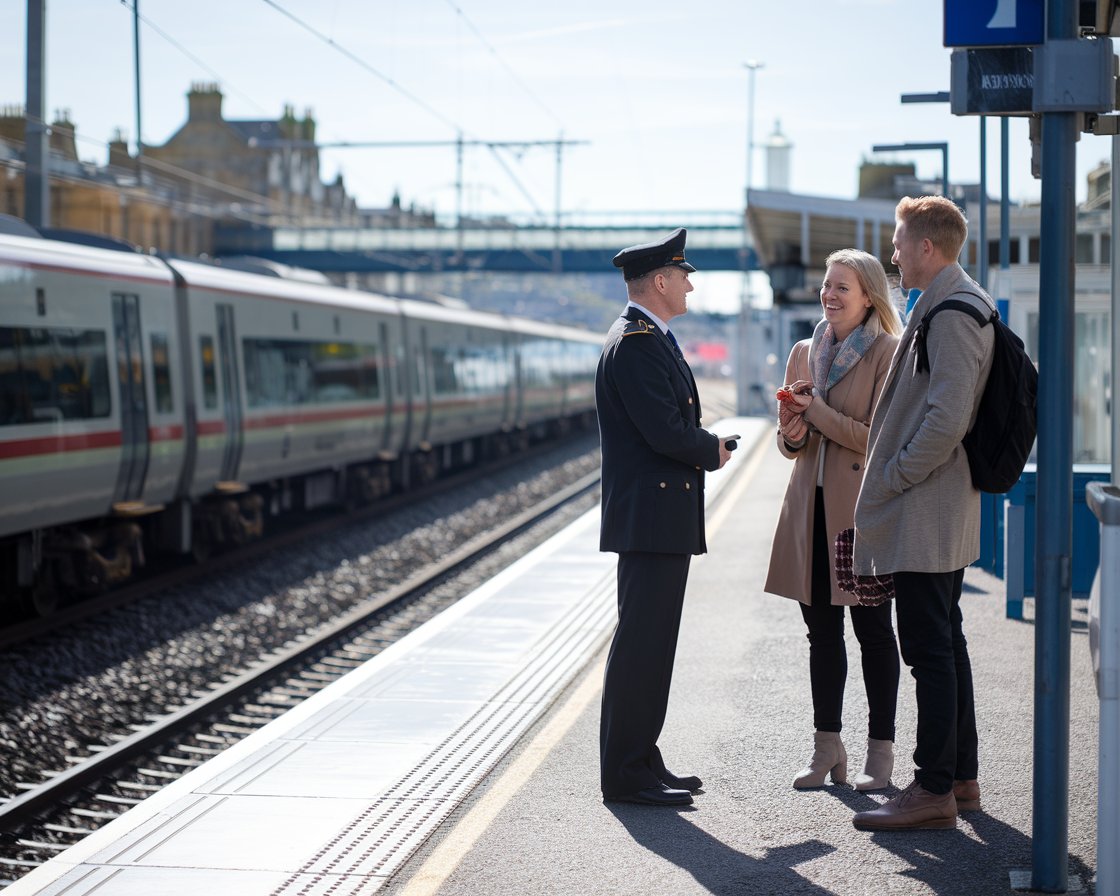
[{"left": 269, "top": 572, "right": 616, "bottom": 894}]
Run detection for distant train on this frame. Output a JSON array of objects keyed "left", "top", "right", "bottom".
[{"left": 0, "top": 221, "right": 601, "bottom": 613}]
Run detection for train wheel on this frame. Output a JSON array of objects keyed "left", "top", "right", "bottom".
[
  {"left": 18, "top": 569, "right": 59, "bottom": 618},
  {"left": 191, "top": 520, "right": 214, "bottom": 564}
]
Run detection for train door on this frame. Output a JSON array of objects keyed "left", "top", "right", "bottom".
[
  {"left": 379, "top": 321, "right": 393, "bottom": 451},
  {"left": 512, "top": 337, "right": 524, "bottom": 426},
  {"left": 500, "top": 333, "right": 513, "bottom": 426},
  {"left": 111, "top": 292, "right": 150, "bottom": 503},
  {"left": 215, "top": 304, "right": 244, "bottom": 482},
  {"left": 416, "top": 326, "right": 432, "bottom": 444}
]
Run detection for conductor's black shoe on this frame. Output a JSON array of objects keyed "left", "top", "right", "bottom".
[
  {"left": 660, "top": 771, "right": 703, "bottom": 793},
  {"left": 605, "top": 785, "right": 693, "bottom": 807}
]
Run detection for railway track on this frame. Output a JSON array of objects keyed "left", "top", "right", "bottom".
[
  {"left": 0, "top": 466, "right": 600, "bottom": 883},
  {"left": 0, "top": 433, "right": 594, "bottom": 650}
]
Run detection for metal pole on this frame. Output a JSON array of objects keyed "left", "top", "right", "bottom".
[
  {"left": 24, "top": 0, "right": 48, "bottom": 228},
  {"left": 1112, "top": 134, "right": 1120, "bottom": 482},
  {"left": 454, "top": 131, "right": 463, "bottom": 264},
  {"left": 1033, "top": 0, "right": 1077, "bottom": 888},
  {"left": 979, "top": 116, "right": 988, "bottom": 290},
  {"left": 738, "top": 60, "right": 763, "bottom": 416},
  {"left": 744, "top": 61, "right": 763, "bottom": 206},
  {"left": 133, "top": 0, "right": 142, "bottom": 183},
  {"left": 1008, "top": 118, "right": 1016, "bottom": 273},
  {"left": 553, "top": 130, "right": 563, "bottom": 274},
  {"left": 940, "top": 143, "right": 949, "bottom": 199}
]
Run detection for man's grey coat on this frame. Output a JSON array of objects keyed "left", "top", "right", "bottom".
[{"left": 854, "top": 263, "right": 996, "bottom": 576}]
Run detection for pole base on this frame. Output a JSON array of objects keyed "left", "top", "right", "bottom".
[{"left": 1009, "top": 868, "right": 1087, "bottom": 893}]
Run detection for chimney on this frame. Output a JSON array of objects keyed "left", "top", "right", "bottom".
[
  {"left": 109, "top": 128, "right": 132, "bottom": 168},
  {"left": 187, "top": 82, "right": 224, "bottom": 122},
  {"left": 49, "top": 109, "right": 78, "bottom": 161}
]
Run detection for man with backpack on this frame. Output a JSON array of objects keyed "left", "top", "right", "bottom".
[{"left": 850, "top": 195, "right": 995, "bottom": 831}]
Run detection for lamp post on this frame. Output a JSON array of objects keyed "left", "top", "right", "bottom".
[
  {"left": 744, "top": 61, "right": 764, "bottom": 205},
  {"left": 737, "top": 60, "right": 764, "bottom": 416},
  {"left": 870, "top": 141, "right": 950, "bottom": 199}
]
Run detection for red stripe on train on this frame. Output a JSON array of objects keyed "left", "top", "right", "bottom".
[{"left": 0, "top": 424, "right": 185, "bottom": 460}]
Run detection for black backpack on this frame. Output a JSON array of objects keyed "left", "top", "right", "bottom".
[{"left": 914, "top": 298, "right": 1038, "bottom": 494}]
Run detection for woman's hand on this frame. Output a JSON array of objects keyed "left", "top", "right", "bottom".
[
  {"left": 778, "top": 401, "right": 808, "bottom": 445},
  {"left": 785, "top": 380, "right": 814, "bottom": 412}
]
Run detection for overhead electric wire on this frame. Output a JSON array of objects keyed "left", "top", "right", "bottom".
[
  {"left": 118, "top": 1, "right": 271, "bottom": 116},
  {"left": 95, "top": 1, "right": 571, "bottom": 219},
  {"left": 441, "top": 0, "right": 566, "bottom": 131},
  {"left": 258, "top": 0, "right": 463, "bottom": 133}
]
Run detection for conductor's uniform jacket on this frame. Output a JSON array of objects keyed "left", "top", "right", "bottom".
[{"left": 596, "top": 307, "right": 721, "bottom": 555}]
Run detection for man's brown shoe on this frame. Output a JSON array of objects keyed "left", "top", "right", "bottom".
[
  {"left": 953, "top": 779, "right": 981, "bottom": 812},
  {"left": 852, "top": 779, "right": 957, "bottom": 831}
]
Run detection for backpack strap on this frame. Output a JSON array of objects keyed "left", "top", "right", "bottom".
[{"left": 914, "top": 298, "right": 997, "bottom": 375}]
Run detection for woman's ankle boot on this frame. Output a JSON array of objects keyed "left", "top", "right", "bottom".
[
  {"left": 793, "top": 731, "right": 847, "bottom": 789},
  {"left": 852, "top": 738, "right": 894, "bottom": 791}
]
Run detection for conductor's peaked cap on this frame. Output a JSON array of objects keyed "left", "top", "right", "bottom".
[{"left": 612, "top": 227, "right": 696, "bottom": 281}]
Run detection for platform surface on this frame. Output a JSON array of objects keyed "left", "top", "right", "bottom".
[{"left": 8, "top": 414, "right": 1103, "bottom": 895}]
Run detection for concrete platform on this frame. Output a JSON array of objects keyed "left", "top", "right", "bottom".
[
  {"left": 378, "top": 431, "right": 1101, "bottom": 896},
  {"left": 6, "top": 417, "right": 1101, "bottom": 895}
]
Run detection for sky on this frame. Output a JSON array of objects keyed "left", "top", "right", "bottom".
[{"left": 2, "top": 1, "right": 1114, "bottom": 311}]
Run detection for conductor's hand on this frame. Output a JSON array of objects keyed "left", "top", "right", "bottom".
[{"left": 717, "top": 440, "right": 733, "bottom": 469}]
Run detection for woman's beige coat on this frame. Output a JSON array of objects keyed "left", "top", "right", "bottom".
[{"left": 764, "top": 331, "right": 898, "bottom": 605}]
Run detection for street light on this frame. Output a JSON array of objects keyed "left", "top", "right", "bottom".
[
  {"left": 870, "top": 141, "right": 950, "bottom": 200},
  {"left": 738, "top": 59, "right": 763, "bottom": 417},
  {"left": 744, "top": 61, "right": 764, "bottom": 205}
]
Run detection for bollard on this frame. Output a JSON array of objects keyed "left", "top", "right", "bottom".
[{"left": 1086, "top": 482, "right": 1119, "bottom": 896}]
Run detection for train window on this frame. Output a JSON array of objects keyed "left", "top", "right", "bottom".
[
  {"left": 242, "top": 338, "right": 382, "bottom": 407},
  {"left": 0, "top": 326, "right": 110, "bottom": 425},
  {"left": 199, "top": 335, "right": 219, "bottom": 410},
  {"left": 150, "top": 332, "right": 173, "bottom": 413}
]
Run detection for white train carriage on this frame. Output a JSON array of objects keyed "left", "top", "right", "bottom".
[
  {"left": 0, "top": 231, "right": 186, "bottom": 600},
  {"left": 0, "top": 222, "right": 602, "bottom": 612},
  {"left": 507, "top": 316, "right": 600, "bottom": 434},
  {"left": 163, "top": 258, "right": 409, "bottom": 553}
]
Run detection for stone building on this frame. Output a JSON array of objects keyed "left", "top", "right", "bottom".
[{"left": 0, "top": 82, "right": 372, "bottom": 255}]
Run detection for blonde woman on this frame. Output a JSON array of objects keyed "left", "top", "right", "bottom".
[{"left": 764, "top": 248, "right": 903, "bottom": 791}]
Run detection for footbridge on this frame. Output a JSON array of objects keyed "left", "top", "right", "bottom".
[{"left": 213, "top": 211, "right": 754, "bottom": 275}]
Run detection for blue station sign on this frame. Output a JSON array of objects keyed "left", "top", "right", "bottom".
[{"left": 944, "top": 0, "right": 1045, "bottom": 47}]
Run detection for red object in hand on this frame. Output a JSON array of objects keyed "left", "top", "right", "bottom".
[{"left": 775, "top": 383, "right": 811, "bottom": 404}]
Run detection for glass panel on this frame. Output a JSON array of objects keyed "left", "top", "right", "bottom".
[
  {"left": 199, "top": 335, "right": 219, "bottom": 409},
  {"left": 0, "top": 326, "right": 110, "bottom": 425},
  {"left": 150, "top": 331, "right": 173, "bottom": 413}
]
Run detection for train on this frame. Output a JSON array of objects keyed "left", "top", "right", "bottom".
[{"left": 0, "top": 219, "right": 602, "bottom": 614}]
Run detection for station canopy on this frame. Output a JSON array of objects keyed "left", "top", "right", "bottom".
[{"left": 745, "top": 189, "right": 899, "bottom": 297}]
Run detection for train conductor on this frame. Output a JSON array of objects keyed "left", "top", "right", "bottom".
[{"left": 596, "top": 228, "right": 732, "bottom": 807}]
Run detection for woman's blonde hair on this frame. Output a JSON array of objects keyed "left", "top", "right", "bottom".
[{"left": 823, "top": 248, "right": 902, "bottom": 337}]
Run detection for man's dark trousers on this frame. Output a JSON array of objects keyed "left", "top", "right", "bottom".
[
  {"left": 893, "top": 568, "right": 979, "bottom": 795},
  {"left": 600, "top": 550, "right": 691, "bottom": 798}
]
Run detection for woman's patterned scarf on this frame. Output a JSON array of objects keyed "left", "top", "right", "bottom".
[{"left": 809, "top": 318, "right": 877, "bottom": 401}]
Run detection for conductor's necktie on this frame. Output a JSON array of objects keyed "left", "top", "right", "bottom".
[{"left": 666, "top": 329, "right": 684, "bottom": 360}]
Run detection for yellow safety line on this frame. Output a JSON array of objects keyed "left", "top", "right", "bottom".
[
  {"left": 396, "top": 660, "right": 604, "bottom": 896},
  {"left": 395, "top": 427, "right": 770, "bottom": 895}
]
